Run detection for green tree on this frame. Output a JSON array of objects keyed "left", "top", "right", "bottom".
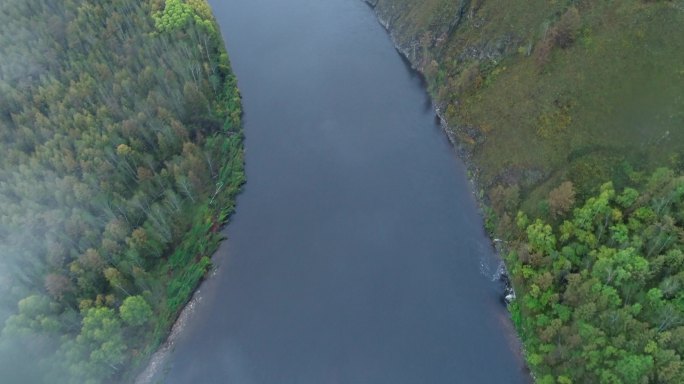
[
  {"left": 0, "top": 0, "right": 244, "bottom": 381},
  {"left": 57, "top": 307, "right": 127, "bottom": 383},
  {"left": 119, "top": 296, "right": 152, "bottom": 327},
  {"left": 511, "top": 169, "right": 684, "bottom": 381}
]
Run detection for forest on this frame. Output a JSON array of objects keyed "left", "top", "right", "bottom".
[
  {"left": 508, "top": 170, "right": 684, "bottom": 382},
  {"left": 367, "top": 0, "right": 684, "bottom": 382},
  {"left": 1, "top": 0, "right": 682, "bottom": 382},
  {"left": 0, "top": 0, "right": 244, "bottom": 382}
]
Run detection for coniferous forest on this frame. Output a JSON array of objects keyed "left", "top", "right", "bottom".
[{"left": 0, "top": 0, "right": 244, "bottom": 382}]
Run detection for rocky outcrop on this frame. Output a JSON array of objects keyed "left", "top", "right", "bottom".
[
  {"left": 364, "top": 0, "right": 518, "bottom": 306},
  {"left": 446, "top": 0, "right": 471, "bottom": 39},
  {"left": 363, "top": 0, "right": 417, "bottom": 66}
]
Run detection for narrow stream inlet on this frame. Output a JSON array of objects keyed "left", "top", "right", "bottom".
[{"left": 162, "top": 0, "right": 529, "bottom": 382}]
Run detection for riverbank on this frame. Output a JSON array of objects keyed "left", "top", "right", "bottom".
[
  {"left": 0, "top": 1, "right": 246, "bottom": 382},
  {"left": 134, "top": 283, "right": 204, "bottom": 384},
  {"left": 134, "top": 262, "right": 228, "bottom": 383},
  {"left": 159, "top": 0, "right": 530, "bottom": 382},
  {"left": 363, "top": 0, "right": 684, "bottom": 212},
  {"left": 364, "top": 0, "right": 528, "bottom": 368},
  {"left": 364, "top": 1, "right": 684, "bottom": 382},
  {"left": 363, "top": 0, "right": 513, "bottom": 288},
  {"left": 126, "top": 3, "right": 246, "bottom": 382}
]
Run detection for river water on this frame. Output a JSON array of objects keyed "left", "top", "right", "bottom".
[{"left": 162, "top": 0, "right": 529, "bottom": 382}]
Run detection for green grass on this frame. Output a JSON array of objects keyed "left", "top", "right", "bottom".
[
  {"left": 468, "top": 1, "right": 683, "bottom": 203},
  {"left": 372, "top": 0, "right": 684, "bottom": 381},
  {"left": 375, "top": 0, "right": 684, "bottom": 210}
]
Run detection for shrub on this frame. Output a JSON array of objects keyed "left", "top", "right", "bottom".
[
  {"left": 553, "top": 7, "right": 581, "bottom": 49},
  {"left": 534, "top": 7, "right": 581, "bottom": 68},
  {"left": 548, "top": 181, "right": 576, "bottom": 218}
]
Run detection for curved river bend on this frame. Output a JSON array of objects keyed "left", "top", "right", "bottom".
[{"left": 162, "top": 0, "right": 529, "bottom": 382}]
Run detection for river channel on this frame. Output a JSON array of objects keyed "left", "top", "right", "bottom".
[{"left": 162, "top": 0, "right": 529, "bottom": 382}]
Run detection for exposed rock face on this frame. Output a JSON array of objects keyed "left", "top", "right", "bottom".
[
  {"left": 363, "top": 0, "right": 416, "bottom": 66},
  {"left": 365, "top": 0, "right": 440, "bottom": 68},
  {"left": 366, "top": 0, "right": 491, "bottom": 70},
  {"left": 364, "top": 0, "right": 517, "bottom": 170},
  {"left": 499, "top": 268, "right": 517, "bottom": 305},
  {"left": 364, "top": 0, "right": 521, "bottom": 306}
]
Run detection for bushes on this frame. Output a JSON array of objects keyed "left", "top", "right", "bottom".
[
  {"left": 553, "top": 7, "right": 581, "bottom": 49},
  {"left": 548, "top": 181, "right": 576, "bottom": 219},
  {"left": 534, "top": 7, "right": 582, "bottom": 68}
]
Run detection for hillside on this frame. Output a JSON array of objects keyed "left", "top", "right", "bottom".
[
  {"left": 370, "top": 0, "right": 683, "bottom": 204},
  {"left": 0, "top": 0, "right": 243, "bottom": 382},
  {"left": 368, "top": 0, "right": 684, "bottom": 382}
]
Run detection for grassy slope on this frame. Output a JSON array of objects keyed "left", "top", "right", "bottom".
[
  {"left": 373, "top": 0, "right": 684, "bottom": 208},
  {"left": 371, "top": 0, "right": 684, "bottom": 380}
]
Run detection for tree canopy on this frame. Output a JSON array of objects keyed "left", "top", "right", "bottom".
[
  {"left": 507, "top": 171, "right": 684, "bottom": 383},
  {"left": 0, "top": 0, "right": 244, "bottom": 382}
]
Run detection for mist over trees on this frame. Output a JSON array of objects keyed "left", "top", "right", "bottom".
[{"left": 0, "top": 0, "right": 244, "bottom": 382}]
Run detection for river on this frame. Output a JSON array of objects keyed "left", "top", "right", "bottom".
[{"left": 160, "top": 0, "right": 529, "bottom": 382}]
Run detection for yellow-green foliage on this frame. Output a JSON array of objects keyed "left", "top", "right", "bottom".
[
  {"left": 508, "top": 171, "right": 684, "bottom": 382},
  {"left": 187, "top": 0, "right": 219, "bottom": 36},
  {"left": 152, "top": 0, "right": 193, "bottom": 32},
  {"left": 0, "top": 0, "right": 243, "bottom": 382},
  {"left": 187, "top": 0, "right": 213, "bottom": 21},
  {"left": 373, "top": 0, "right": 684, "bottom": 381},
  {"left": 153, "top": 0, "right": 216, "bottom": 35}
]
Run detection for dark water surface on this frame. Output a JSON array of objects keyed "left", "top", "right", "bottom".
[{"left": 163, "top": 0, "right": 529, "bottom": 382}]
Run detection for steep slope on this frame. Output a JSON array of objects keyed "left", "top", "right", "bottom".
[
  {"left": 370, "top": 0, "right": 684, "bottom": 205},
  {"left": 368, "top": 0, "right": 684, "bottom": 382}
]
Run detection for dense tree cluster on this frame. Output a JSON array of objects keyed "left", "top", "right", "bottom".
[
  {"left": 507, "top": 169, "right": 684, "bottom": 383},
  {"left": 0, "top": 0, "right": 244, "bottom": 382}
]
